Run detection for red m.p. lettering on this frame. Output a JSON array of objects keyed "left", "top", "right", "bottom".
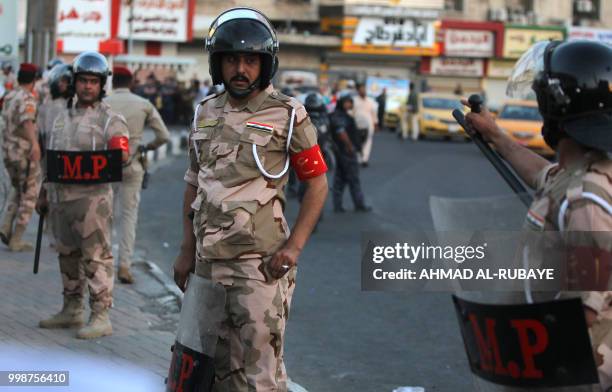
[
  {"left": 511, "top": 319, "right": 548, "bottom": 379},
  {"left": 176, "top": 352, "right": 194, "bottom": 392},
  {"left": 62, "top": 155, "right": 82, "bottom": 179},
  {"left": 469, "top": 314, "right": 508, "bottom": 375},
  {"left": 90, "top": 154, "right": 107, "bottom": 180}
]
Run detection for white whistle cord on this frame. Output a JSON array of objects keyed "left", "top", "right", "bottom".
[
  {"left": 253, "top": 107, "right": 295, "bottom": 179},
  {"left": 192, "top": 103, "right": 202, "bottom": 162}
]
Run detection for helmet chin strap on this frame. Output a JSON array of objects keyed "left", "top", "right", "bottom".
[{"left": 226, "top": 78, "right": 260, "bottom": 99}]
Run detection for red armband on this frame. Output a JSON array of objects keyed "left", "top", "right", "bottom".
[
  {"left": 290, "top": 144, "right": 328, "bottom": 181},
  {"left": 107, "top": 136, "right": 129, "bottom": 153}
]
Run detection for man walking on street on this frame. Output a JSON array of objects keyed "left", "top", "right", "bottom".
[
  {"left": 173, "top": 8, "right": 328, "bottom": 391},
  {"left": 38, "top": 52, "right": 129, "bottom": 339},
  {"left": 376, "top": 88, "right": 386, "bottom": 132},
  {"left": 105, "top": 66, "right": 169, "bottom": 283},
  {"left": 353, "top": 82, "right": 378, "bottom": 167},
  {"left": 0, "top": 63, "right": 41, "bottom": 251},
  {"left": 331, "top": 94, "right": 371, "bottom": 213}
]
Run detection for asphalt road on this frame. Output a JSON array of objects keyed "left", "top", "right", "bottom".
[{"left": 135, "top": 131, "right": 530, "bottom": 392}]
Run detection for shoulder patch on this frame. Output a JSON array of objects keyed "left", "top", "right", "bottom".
[
  {"left": 24, "top": 103, "right": 36, "bottom": 115},
  {"left": 270, "top": 90, "right": 292, "bottom": 103},
  {"left": 199, "top": 93, "right": 220, "bottom": 106}
]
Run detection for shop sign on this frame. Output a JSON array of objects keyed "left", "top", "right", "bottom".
[
  {"left": 487, "top": 59, "right": 516, "bottom": 79},
  {"left": 118, "top": 0, "right": 190, "bottom": 42},
  {"left": 0, "top": 0, "right": 18, "bottom": 58},
  {"left": 430, "top": 57, "right": 484, "bottom": 77},
  {"left": 444, "top": 29, "right": 494, "bottom": 58},
  {"left": 503, "top": 27, "right": 565, "bottom": 59},
  {"left": 568, "top": 26, "right": 612, "bottom": 46},
  {"left": 57, "top": 0, "right": 111, "bottom": 53},
  {"left": 352, "top": 17, "right": 435, "bottom": 48}
]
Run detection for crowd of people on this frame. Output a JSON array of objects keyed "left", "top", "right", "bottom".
[
  {"left": 131, "top": 73, "right": 213, "bottom": 126},
  {"left": 283, "top": 82, "right": 377, "bottom": 213}
]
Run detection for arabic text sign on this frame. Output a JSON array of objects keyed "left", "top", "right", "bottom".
[
  {"left": 430, "top": 57, "right": 484, "bottom": 77},
  {"left": 568, "top": 26, "right": 612, "bottom": 46},
  {"left": 503, "top": 27, "right": 564, "bottom": 59},
  {"left": 352, "top": 17, "right": 435, "bottom": 48},
  {"left": 57, "top": 0, "right": 110, "bottom": 53},
  {"left": 444, "top": 29, "right": 494, "bottom": 58},
  {"left": 118, "top": 0, "right": 189, "bottom": 42},
  {"left": 0, "top": 0, "right": 18, "bottom": 58}
]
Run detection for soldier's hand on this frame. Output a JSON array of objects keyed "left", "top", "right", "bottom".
[
  {"left": 268, "top": 245, "right": 300, "bottom": 280},
  {"left": 461, "top": 99, "right": 503, "bottom": 143},
  {"left": 29, "top": 143, "right": 41, "bottom": 162},
  {"left": 173, "top": 249, "right": 195, "bottom": 292},
  {"left": 35, "top": 195, "right": 48, "bottom": 215}
]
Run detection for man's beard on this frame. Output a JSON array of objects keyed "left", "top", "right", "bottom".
[{"left": 226, "top": 75, "right": 259, "bottom": 99}]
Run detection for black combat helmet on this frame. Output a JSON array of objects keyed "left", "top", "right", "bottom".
[
  {"left": 205, "top": 7, "right": 278, "bottom": 97},
  {"left": 47, "top": 64, "right": 73, "bottom": 99},
  {"left": 304, "top": 92, "right": 326, "bottom": 113},
  {"left": 535, "top": 40, "right": 612, "bottom": 151},
  {"left": 72, "top": 51, "right": 111, "bottom": 99},
  {"left": 509, "top": 40, "right": 612, "bottom": 151},
  {"left": 46, "top": 57, "right": 64, "bottom": 71}
]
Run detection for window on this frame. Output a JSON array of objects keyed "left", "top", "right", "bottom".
[
  {"left": 444, "top": 0, "right": 463, "bottom": 12},
  {"left": 573, "top": 0, "right": 600, "bottom": 19}
]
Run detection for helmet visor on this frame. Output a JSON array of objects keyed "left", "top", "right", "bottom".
[{"left": 505, "top": 40, "right": 549, "bottom": 99}]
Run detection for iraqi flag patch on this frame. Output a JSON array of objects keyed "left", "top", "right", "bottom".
[{"left": 246, "top": 121, "right": 274, "bottom": 133}]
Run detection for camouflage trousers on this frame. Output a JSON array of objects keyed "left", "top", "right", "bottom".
[
  {"left": 196, "top": 257, "right": 297, "bottom": 392},
  {"left": 3, "top": 157, "right": 40, "bottom": 227},
  {"left": 49, "top": 193, "right": 114, "bottom": 312}
]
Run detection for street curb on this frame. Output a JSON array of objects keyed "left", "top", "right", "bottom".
[
  {"left": 138, "top": 260, "right": 184, "bottom": 304},
  {"left": 288, "top": 380, "right": 309, "bottom": 392}
]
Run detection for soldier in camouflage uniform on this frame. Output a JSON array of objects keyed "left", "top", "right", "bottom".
[
  {"left": 37, "top": 52, "right": 129, "bottom": 340},
  {"left": 0, "top": 63, "right": 41, "bottom": 251},
  {"left": 466, "top": 40, "right": 612, "bottom": 391},
  {"left": 173, "top": 8, "right": 328, "bottom": 391},
  {"left": 105, "top": 66, "right": 169, "bottom": 284}
]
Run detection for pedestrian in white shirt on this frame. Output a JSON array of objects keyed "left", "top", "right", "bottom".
[{"left": 353, "top": 83, "right": 378, "bottom": 167}]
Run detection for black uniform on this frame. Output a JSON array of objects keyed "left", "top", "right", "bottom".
[{"left": 330, "top": 103, "right": 367, "bottom": 211}]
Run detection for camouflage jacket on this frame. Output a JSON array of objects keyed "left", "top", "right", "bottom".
[
  {"left": 185, "top": 85, "right": 319, "bottom": 260},
  {"left": 1, "top": 86, "right": 37, "bottom": 162}
]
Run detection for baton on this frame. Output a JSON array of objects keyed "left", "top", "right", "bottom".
[
  {"left": 33, "top": 212, "right": 44, "bottom": 274},
  {"left": 453, "top": 95, "right": 534, "bottom": 208},
  {"left": 22, "top": 159, "right": 31, "bottom": 194}
]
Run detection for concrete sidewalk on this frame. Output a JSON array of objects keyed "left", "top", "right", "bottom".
[{"left": 0, "top": 234, "right": 180, "bottom": 387}]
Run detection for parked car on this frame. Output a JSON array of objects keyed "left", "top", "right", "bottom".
[
  {"left": 417, "top": 93, "right": 466, "bottom": 139},
  {"left": 495, "top": 100, "right": 554, "bottom": 157}
]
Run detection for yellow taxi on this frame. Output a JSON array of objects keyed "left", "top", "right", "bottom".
[
  {"left": 495, "top": 100, "right": 554, "bottom": 157},
  {"left": 417, "top": 93, "right": 466, "bottom": 139}
]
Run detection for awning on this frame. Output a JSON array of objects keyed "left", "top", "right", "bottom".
[{"left": 113, "top": 55, "right": 197, "bottom": 71}]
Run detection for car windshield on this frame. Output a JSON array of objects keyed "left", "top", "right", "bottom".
[
  {"left": 422, "top": 98, "right": 462, "bottom": 110},
  {"left": 499, "top": 105, "right": 542, "bottom": 121}
]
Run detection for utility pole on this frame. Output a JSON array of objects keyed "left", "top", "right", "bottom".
[
  {"left": 128, "top": 0, "right": 135, "bottom": 54},
  {"left": 25, "top": 0, "right": 58, "bottom": 67}
]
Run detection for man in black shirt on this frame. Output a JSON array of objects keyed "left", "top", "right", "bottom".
[{"left": 330, "top": 95, "right": 371, "bottom": 213}]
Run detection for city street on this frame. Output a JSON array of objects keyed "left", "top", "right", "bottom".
[{"left": 135, "top": 131, "right": 529, "bottom": 391}]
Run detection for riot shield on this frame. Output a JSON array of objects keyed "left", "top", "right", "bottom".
[
  {"left": 167, "top": 273, "right": 226, "bottom": 392},
  {"left": 430, "top": 194, "right": 527, "bottom": 232},
  {"left": 453, "top": 296, "right": 599, "bottom": 391}
]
